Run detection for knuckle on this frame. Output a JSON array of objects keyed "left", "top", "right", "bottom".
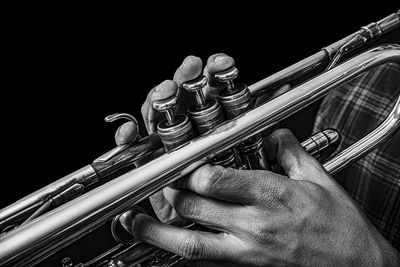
[
  {"left": 294, "top": 182, "right": 330, "bottom": 223},
  {"left": 251, "top": 224, "right": 276, "bottom": 245},
  {"left": 261, "top": 178, "right": 292, "bottom": 208},
  {"left": 178, "top": 234, "right": 205, "bottom": 260},
  {"left": 274, "top": 179, "right": 292, "bottom": 200},
  {"left": 304, "top": 182, "right": 328, "bottom": 204},
  {"left": 177, "top": 197, "right": 199, "bottom": 219},
  {"left": 132, "top": 213, "right": 155, "bottom": 241},
  {"left": 199, "top": 165, "right": 226, "bottom": 193}
]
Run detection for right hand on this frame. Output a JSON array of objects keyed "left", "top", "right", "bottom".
[
  {"left": 114, "top": 53, "right": 290, "bottom": 223},
  {"left": 116, "top": 53, "right": 236, "bottom": 222}
]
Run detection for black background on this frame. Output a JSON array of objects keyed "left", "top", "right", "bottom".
[{"left": 2, "top": 5, "right": 399, "bottom": 208}]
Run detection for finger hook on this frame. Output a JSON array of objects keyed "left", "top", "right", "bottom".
[
  {"left": 105, "top": 113, "right": 138, "bottom": 125},
  {"left": 105, "top": 113, "right": 140, "bottom": 142}
]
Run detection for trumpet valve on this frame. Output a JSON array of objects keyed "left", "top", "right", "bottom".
[
  {"left": 153, "top": 96, "right": 178, "bottom": 125},
  {"left": 215, "top": 66, "right": 239, "bottom": 93},
  {"left": 153, "top": 96, "right": 195, "bottom": 151},
  {"left": 183, "top": 75, "right": 225, "bottom": 134},
  {"left": 182, "top": 75, "right": 208, "bottom": 108}
]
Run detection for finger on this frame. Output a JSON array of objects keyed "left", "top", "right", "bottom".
[
  {"left": 141, "top": 80, "right": 178, "bottom": 134},
  {"left": 119, "top": 212, "right": 240, "bottom": 261},
  {"left": 173, "top": 55, "right": 203, "bottom": 87},
  {"left": 172, "top": 56, "right": 203, "bottom": 115},
  {"left": 163, "top": 187, "right": 246, "bottom": 233},
  {"left": 203, "top": 53, "right": 235, "bottom": 99},
  {"left": 176, "top": 164, "right": 289, "bottom": 205},
  {"left": 114, "top": 121, "right": 139, "bottom": 145},
  {"left": 205, "top": 53, "right": 235, "bottom": 75},
  {"left": 149, "top": 189, "right": 179, "bottom": 223},
  {"left": 263, "top": 128, "right": 334, "bottom": 186}
]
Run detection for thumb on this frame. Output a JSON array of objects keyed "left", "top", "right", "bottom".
[{"left": 264, "top": 128, "right": 336, "bottom": 186}]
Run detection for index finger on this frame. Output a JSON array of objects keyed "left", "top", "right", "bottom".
[{"left": 176, "top": 164, "right": 290, "bottom": 206}]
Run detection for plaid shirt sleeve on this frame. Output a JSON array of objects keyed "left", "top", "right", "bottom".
[{"left": 313, "top": 62, "right": 400, "bottom": 251}]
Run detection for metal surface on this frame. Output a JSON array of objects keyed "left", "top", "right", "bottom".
[
  {"left": 0, "top": 11, "right": 398, "bottom": 265},
  {"left": 182, "top": 75, "right": 208, "bottom": 108},
  {"left": 101, "top": 129, "right": 341, "bottom": 267},
  {"left": 155, "top": 94, "right": 196, "bottom": 151},
  {"left": 185, "top": 74, "right": 236, "bottom": 167},
  {"left": 153, "top": 96, "right": 179, "bottom": 125},
  {"left": 188, "top": 99, "right": 225, "bottom": 134},
  {"left": 214, "top": 66, "right": 238, "bottom": 92},
  {"left": 96, "top": 113, "right": 140, "bottom": 163},
  {"left": 1, "top": 45, "right": 399, "bottom": 266},
  {"left": 248, "top": 11, "right": 400, "bottom": 95},
  {"left": 0, "top": 133, "right": 164, "bottom": 233},
  {"left": 218, "top": 77, "right": 269, "bottom": 170},
  {"left": 0, "top": 165, "right": 98, "bottom": 230},
  {"left": 157, "top": 115, "right": 195, "bottom": 151},
  {"left": 324, "top": 96, "right": 400, "bottom": 174},
  {"left": 302, "top": 129, "right": 340, "bottom": 161},
  {"left": 218, "top": 84, "right": 252, "bottom": 119}
]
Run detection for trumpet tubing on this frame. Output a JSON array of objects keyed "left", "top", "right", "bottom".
[{"left": 0, "top": 11, "right": 399, "bottom": 267}]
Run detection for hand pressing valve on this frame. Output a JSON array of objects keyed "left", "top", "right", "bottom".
[
  {"left": 110, "top": 53, "right": 398, "bottom": 266},
  {"left": 118, "top": 129, "right": 399, "bottom": 266},
  {"left": 114, "top": 53, "right": 291, "bottom": 224},
  {"left": 114, "top": 53, "right": 237, "bottom": 223}
]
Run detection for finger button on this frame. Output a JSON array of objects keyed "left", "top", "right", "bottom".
[
  {"left": 182, "top": 75, "right": 208, "bottom": 108},
  {"left": 153, "top": 96, "right": 178, "bottom": 125}
]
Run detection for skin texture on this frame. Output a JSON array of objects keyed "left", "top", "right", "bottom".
[{"left": 115, "top": 54, "right": 400, "bottom": 266}]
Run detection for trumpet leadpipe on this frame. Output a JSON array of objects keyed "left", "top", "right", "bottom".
[
  {"left": 0, "top": 133, "right": 163, "bottom": 233},
  {"left": 248, "top": 10, "right": 400, "bottom": 95},
  {"left": 1, "top": 44, "right": 399, "bottom": 266}
]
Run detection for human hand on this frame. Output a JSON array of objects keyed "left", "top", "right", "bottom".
[
  {"left": 119, "top": 129, "right": 400, "bottom": 266},
  {"left": 114, "top": 53, "right": 235, "bottom": 223},
  {"left": 114, "top": 52, "right": 291, "bottom": 224}
]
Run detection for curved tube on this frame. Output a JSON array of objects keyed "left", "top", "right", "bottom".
[
  {"left": 324, "top": 96, "right": 400, "bottom": 174},
  {"left": 1, "top": 11, "right": 398, "bottom": 244},
  {"left": 0, "top": 44, "right": 399, "bottom": 266}
]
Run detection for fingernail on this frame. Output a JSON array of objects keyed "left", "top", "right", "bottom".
[
  {"left": 183, "top": 57, "right": 191, "bottom": 66},
  {"left": 154, "top": 81, "right": 165, "bottom": 92},
  {"left": 214, "top": 55, "right": 227, "bottom": 63},
  {"left": 181, "top": 55, "right": 198, "bottom": 68},
  {"left": 119, "top": 211, "right": 134, "bottom": 234},
  {"left": 178, "top": 58, "right": 189, "bottom": 71}
]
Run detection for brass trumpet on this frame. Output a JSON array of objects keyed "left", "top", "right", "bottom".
[{"left": 0, "top": 11, "right": 399, "bottom": 267}]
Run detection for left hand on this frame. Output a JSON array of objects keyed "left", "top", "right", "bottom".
[{"left": 119, "top": 129, "right": 399, "bottom": 266}]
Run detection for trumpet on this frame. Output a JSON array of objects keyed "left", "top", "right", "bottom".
[{"left": 1, "top": 11, "right": 399, "bottom": 267}]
